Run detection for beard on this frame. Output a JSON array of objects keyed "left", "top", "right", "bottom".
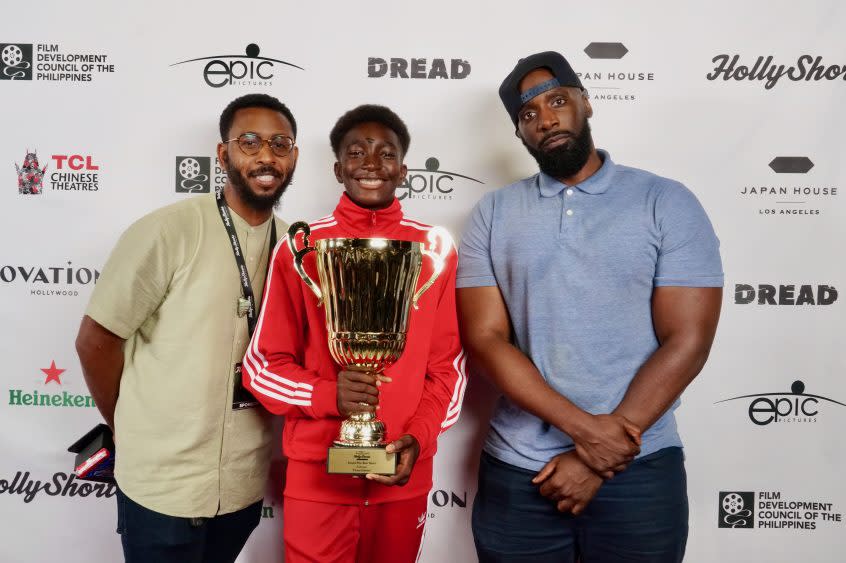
[
  {"left": 226, "top": 161, "right": 294, "bottom": 212},
  {"left": 523, "top": 118, "right": 593, "bottom": 179}
]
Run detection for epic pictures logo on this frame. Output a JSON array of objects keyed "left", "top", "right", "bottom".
[
  {"left": 1, "top": 43, "right": 114, "bottom": 82},
  {"left": 576, "top": 42, "right": 655, "bottom": 103},
  {"left": 715, "top": 380, "right": 845, "bottom": 425},
  {"left": 397, "top": 157, "right": 483, "bottom": 202},
  {"left": 170, "top": 43, "right": 303, "bottom": 88},
  {"left": 719, "top": 491, "right": 842, "bottom": 530},
  {"left": 707, "top": 55, "right": 846, "bottom": 89},
  {"left": 737, "top": 157, "right": 839, "bottom": 217}
]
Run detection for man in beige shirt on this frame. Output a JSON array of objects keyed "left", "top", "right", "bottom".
[{"left": 75, "top": 93, "right": 297, "bottom": 563}]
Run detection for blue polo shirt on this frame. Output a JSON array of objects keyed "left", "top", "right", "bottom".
[{"left": 457, "top": 150, "right": 723, "bottom": 471}]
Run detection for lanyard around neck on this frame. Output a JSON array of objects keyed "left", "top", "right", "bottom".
[{"left": 214, "top": 186, "right": 277, "bottom": 337}]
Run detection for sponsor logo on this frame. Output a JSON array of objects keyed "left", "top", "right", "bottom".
[
  {"left": 15, "top": 150, "right": 46, "bottom": 194},
  {"left": 397, "top": 157, "right": 483, "bottom": 202},
  {"left": 170, "top": 43, "right": 302, "bottom": 88},
  {"left": 738, "top": 157, "right": 838, "bottom": 217},
  {"left": 1, "top": 43, "right": 114, "bottom": 82},
  {"left": 15, "top": 149, "right": 102, "bottom": 194},
  {"left": 367, "top": 57, "right": 471, "bottom": 79},
  {"left": 176, "top": 156, "right": 211, "bottom": 193},
  {"left": 8, "top": 360, "right": 96, "bottom": 409},
  {"left": 707, "top": 55, "right": 846, "bottom": 89},
  {"left": 719, "top": 491, "right": 843, "bottom": 530},
  {"left": 0, "top": 261, "right": 99, "bottom": 298},
  {"left": 715, "top": 380, "right": 845, "bottom": 426},
  {"left": 50, "top": 154, "right": 99, "bottom": 191},
  {"left": 1, "top": 43, "right": 32, "bottom": 80},
  {"left": 734, "top": 284, "right": 837, "bottom": 306},
  {"left": 577, "top": 42, "right": 655, "bottom": 103},
  {"left": 427, "top": 489, "right": 467, "bottom": 519},
  {"left": 175, "top": 155, "right": 227, "bottom": 193},
  {"left": 0, "top": 470, "right": 116, "bottom": 503}
]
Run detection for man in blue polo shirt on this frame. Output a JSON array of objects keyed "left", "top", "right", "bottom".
[{"left": 457, "top": 51, "right": 723, "bottom": 562}]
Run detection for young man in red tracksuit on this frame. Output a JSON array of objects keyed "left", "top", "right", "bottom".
[{"left": 243, "top": 104, "right": 466, "bottom": 563}]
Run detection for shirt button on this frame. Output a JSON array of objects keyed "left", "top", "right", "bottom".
[
  {"left": 566, "top": 189, "right": 574, "bottom": 196},
  {"left": 566, "top": 209, "right": 574, "bottom": 216}
]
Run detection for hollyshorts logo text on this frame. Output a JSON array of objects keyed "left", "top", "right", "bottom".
[
  {"left": 170, "top": 43, "right": 302, "bottom": 88},
  {"left": 1, "top": 43, "right": 114, "bottom": 82},
  {"left": 0, "top": 470, "right": 115, "bottom": 503},
  {"left": 577, "top": 42, "right": 655, "bottom": 103},
  {"left": 719, "top": 491, "right": 842, "bottom": 530},
  {"left": 397, "top": 157, "right": 483, "bottom": 202},
  {"left": 715, "top": 380, "right": 845, "bottom": 425},
  {"left": 707, "top": 55, "right": 846, "bottom": 89}
]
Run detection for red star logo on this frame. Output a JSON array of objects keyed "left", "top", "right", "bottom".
[{"left": 41, "top": 360, "right": 66, "bottom": 385}]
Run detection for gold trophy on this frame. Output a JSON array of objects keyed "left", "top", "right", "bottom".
[{"left": 287, "top": 222, "right": 451, "bottom": 475}]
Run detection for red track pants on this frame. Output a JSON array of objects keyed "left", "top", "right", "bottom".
[{"left": 283, "top": 495, "right": 428, "bottom": 563}]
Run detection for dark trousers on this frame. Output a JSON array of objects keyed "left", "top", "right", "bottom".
[
  {"left": 116, "top": 488, "right": 263, "bottom": 563},
  {"left": 472, "top": 447, "right": 688, "bottom": 563}
]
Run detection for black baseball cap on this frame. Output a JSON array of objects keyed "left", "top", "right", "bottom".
[{"left": 499, "top": 51, "right": 583, "bottom": 125}]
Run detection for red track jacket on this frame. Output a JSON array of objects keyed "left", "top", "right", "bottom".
[{"left": 243, "top": 194, "right": 466, "bottom": 504}]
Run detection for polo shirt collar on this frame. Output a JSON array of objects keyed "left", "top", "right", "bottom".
[{"left": 538, "top": 149, "right": 615, "bottom": 197}]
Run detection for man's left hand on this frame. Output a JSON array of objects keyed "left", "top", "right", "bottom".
[
  {"left": 365, "top": 435, "right": 420, "bottom": 486},
  {"left": 532, "top": 451, "right": 604, "bottom": 515}
]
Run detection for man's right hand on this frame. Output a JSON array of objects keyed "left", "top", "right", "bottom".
[
  {"left": 571, "top": 413, "right": 642, "bottom": 477},
  {"left": 336, "top": 370, "right": 380, "bottom": 416}
]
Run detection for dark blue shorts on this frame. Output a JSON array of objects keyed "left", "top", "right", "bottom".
[
  {"left": 472, "top": 447, "right": 688, "bottom": 563},
  {"left": 116, "top": 488, "right": 262, "bottom": 563}
]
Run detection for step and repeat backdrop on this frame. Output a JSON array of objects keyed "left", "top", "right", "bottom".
[{"left": 1, "top": 1, "right": 844, "bottom": 561}]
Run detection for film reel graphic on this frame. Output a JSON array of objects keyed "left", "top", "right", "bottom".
[
  {"left": 2, "top": 44, "right": 31, "bottom": 79},
  {"left": 178, "top": 157, "right": 209, "bottom": 192},
  {"left": 722, "top": 493, "right": 753, "bottom": 528}
]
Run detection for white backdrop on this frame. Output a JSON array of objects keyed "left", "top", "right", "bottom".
[{"left": 1, "top": 1, "right": 845, "bottom": 561}]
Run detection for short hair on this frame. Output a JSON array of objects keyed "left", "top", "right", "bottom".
[
  {"left": 329, "top": 104, "right": 411, "bottom": 157},
  {"left": 218, "top": 93, "right": 297, "bottom": 141}
]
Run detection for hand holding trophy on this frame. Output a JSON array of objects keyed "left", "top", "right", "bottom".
[{"left": 287, "top": 221, "right": 451, "bottom": 475}]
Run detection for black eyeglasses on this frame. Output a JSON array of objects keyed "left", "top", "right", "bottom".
[{"left": 224, "top": 133, "right": 295, "bottom": 157}]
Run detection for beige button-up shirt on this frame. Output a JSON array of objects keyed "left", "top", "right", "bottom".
[{"left": 87, "top": 193, "right": 285, "bottom": 517}]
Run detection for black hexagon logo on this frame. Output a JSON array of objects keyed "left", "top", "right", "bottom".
[
  {"left": 769, "top": 157, "right": 814, "bottom": 174},
  {"left": 584, "top": 42, "right": 628, "bottom": 59}
]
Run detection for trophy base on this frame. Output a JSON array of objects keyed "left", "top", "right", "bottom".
[{"left": 326, "top": 445, "right": 397, "bottom": 476}]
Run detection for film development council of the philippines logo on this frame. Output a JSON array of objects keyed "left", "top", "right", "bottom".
[
  {"left": 170, "top": 43, "right": 302, "bottom": 88},
  {"left": 719, "top": 492, "right": 755, "bottom": 528},
  {"left": 1, "top": 43, "right": 32, "bottom": 80},
  {"left": 16, "top": 150, "right": 47, "bottom": 194},
  {"left": 175, "top": 157, "right": 211, "bottom": 193}
]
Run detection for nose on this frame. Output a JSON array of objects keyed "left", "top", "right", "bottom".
[
  {"left": 255, "top": 139, "right": 277, "bottom": 163},
  {"left": 362, "top": 151, "right": 380, "bottom": 170},
  {"left": 537, "top": 106, "right": 559, "bottom": 131}
]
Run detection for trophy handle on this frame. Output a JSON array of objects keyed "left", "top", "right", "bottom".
[
  {"left": 413, "top": 226, "right": 453, "bottom": 309},
  {"left": 287, "top": 221, "right": 323, "bottom": 306}
]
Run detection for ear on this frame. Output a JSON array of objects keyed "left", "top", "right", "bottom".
[
  {"left": 399, "top": 163, "right": 408, "bottom": 184},
  {"left": 333, "top": 160, "right": 343, "bottom": 184},
  {"left": 582, "top": 91, "right": 593, "bottom": 118},
  {"left": 216, "top": 142, "right": 228, "bottom": 172},
  {"left": 290, "top": 145, "right": 299, "bottom": 167}
]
